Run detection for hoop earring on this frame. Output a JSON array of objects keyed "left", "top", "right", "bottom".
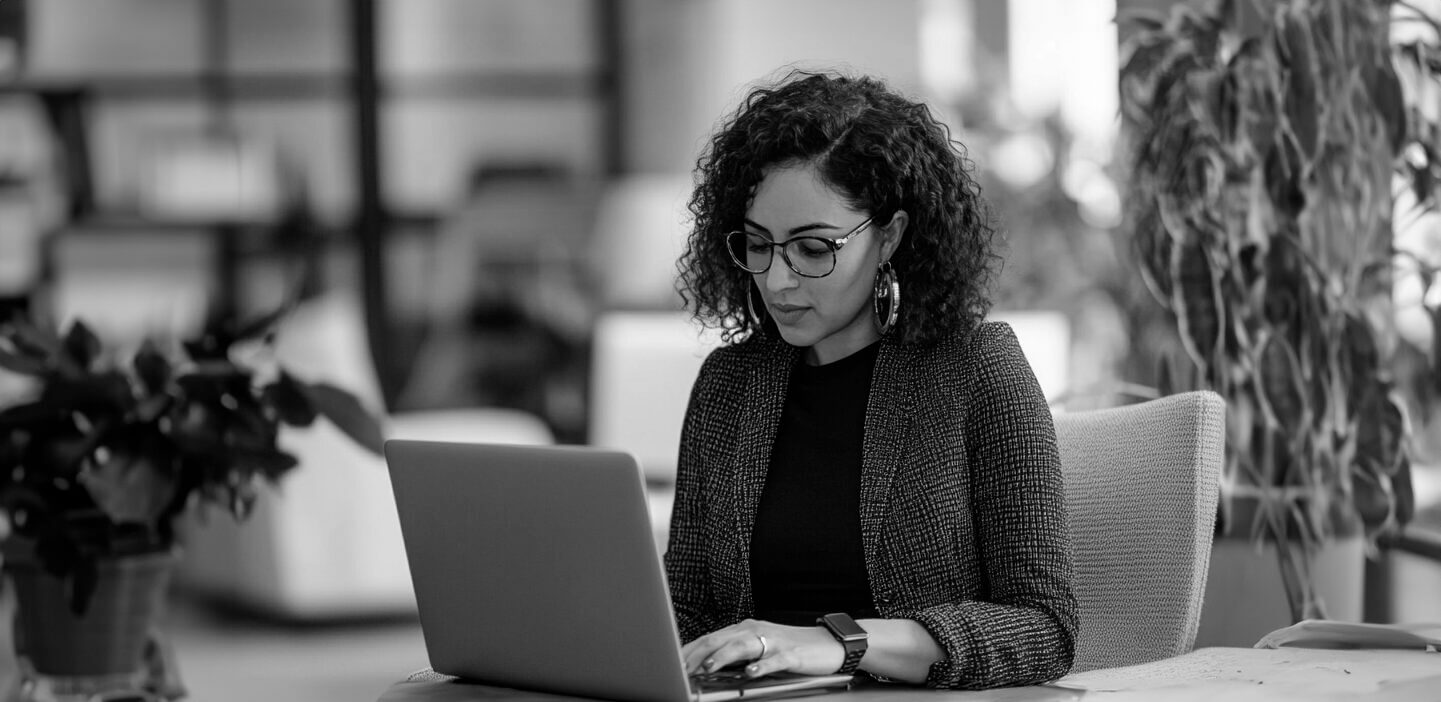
[
  {"left": 746, "top": 284, "right": 765, "bottom": 327},
  {"left": 873, "top": 261, "right": 900, "bottom": 336}
]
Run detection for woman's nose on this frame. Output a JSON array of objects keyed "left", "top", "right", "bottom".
[{"left": 764, "top": 254, "right": 799, "bottom": 292}]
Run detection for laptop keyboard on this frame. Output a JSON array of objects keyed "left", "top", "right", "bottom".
[
  {"left": 691, "top": 669, "right": 752, "bottom": 685},
  {"left": 690, "top": 668, "right": 819, "bottom": 690}
]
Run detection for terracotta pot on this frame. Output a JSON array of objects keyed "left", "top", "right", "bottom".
[{"left": 5, "top": 548, "right": 175, "bottom": 677}]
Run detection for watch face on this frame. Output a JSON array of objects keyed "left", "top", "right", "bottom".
[{"left": 822, "top": 613, "right": 868, "bottom": 640}]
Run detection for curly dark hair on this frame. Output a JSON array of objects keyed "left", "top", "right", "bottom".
[{"left": 676, "top": 70, "right": 1002, "bottom": 346}]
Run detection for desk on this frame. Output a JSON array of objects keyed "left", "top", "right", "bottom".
[{"left": 377, "top": 647, "right": 1441, "bottom": 701}]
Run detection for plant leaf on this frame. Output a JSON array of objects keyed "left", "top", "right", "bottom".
[
  {"left": 1133, "top": 207, "right": 1174, "bottom": 304},
  {"left": 246, "top": 447, "right": 301, "bottom": 481},
  {"left": 1393, "top": 456, "right": 1414, "bottom": 527},
  {"left": 78, "top": 448, "right": 178, "bottom": 525},
  {"left": 1117, "top": 7, "right": 1166, "bottom": 33},
  {"left": 297, "top": 381, "right": 383, "bottom": 455},
  {"left": 1363, "top": 57, "right": 1407, "bottom": 156},
  {"left": 1429, "top": 304, "right": 1441, "bottom": 384},
  {"left": 1354, "top": 386, "right": 1403, "bottom": 475},
  {"left": 40, "top": 372, "right": 133, "bottom": 415},
  {"left": 1351, "top": 460, "right": 1392, "bottom": 531},
  {"left": 263, "top": 371, "right": 318, "bottom": 427},
  {"left": 1279, "top": 8, "right": 1319, "bottom": 164},
  {"left": 132, "top": 340, "right": 171, "bottom": 395},
  {"left": 62, "top": 320, "right": 102, "bottom": 373},
  {"left": 1257, "top": 332, "right": 1307, "bottom": 436},
  {"left": 1172, "top": 240, "right": 1224, "bottom": 380},
  {"left": 132, "top": 395, "right": 171, "bottom": 424},
  {"left": 0, "top": 341, "right": 48, "bottom": 375},
  {"left": 5, "top": 318, "right": 63, "bottom": 361},
  {"left": 232, "top": 303, "right": 294, "bottom": 343},
  {"left": 1343, "top": 314, "right": 1379, "bottom": 412},
  {"left": 182, "top": 333, "right": 232, "bottom": 362},
  {"left": 0, "top": 401, "right": 62, "bottom": 427}
]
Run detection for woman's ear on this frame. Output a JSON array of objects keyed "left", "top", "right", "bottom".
[{"left": 880, "top": 209, "right": 908, "bottom": 263}]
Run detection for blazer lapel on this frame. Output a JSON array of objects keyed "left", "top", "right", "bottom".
[
  {"left": 725, "top": 339, "right": 797, "bottom": 616},
  {"left": 860, "top": 339, "right": 910, "bottom": 583}
]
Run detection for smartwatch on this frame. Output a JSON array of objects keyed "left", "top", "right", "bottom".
[{"left": 817, "top": 612, "right": 868, "bottom": 675}]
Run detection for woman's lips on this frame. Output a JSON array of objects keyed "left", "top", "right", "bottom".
[{"left": 770, "top": 303, "right": 808, "bottom": 324}]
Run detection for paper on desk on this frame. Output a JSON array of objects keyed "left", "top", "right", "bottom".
[
  {"left": 1056, "top": 647, "right": 1441, "bottom": 699},
  {"left": 1254, "top": 619, "right": 1441, "bottom": 650}
]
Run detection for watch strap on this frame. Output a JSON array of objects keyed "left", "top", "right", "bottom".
[
  {"left": 836, "top": 638, "right": 865, "bottom": 675},
  {"left": 817, "top": 613, "right": 868, "bottom": 675}
]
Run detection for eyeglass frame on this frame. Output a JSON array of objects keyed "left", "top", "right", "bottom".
[{"left": 725, "top": 217, "right": 875, "bottom": 279}]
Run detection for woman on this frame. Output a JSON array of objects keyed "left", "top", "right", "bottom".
[{"left": 668, "top": 71, "right": 1076, "bottom": 689}]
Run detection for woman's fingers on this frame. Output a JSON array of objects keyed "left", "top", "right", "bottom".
[
  {"left": 682, "top": 622, "right": 772, "bottom": 674},
  {"left": 683, "top": 620, "right": 850, "bottom": 678},
  {"left": 681, "top": 633, "right": 716, "bottom": 673},
  {"left": 704, "top": 632, "right": 763, "bottom": 672},
  {"left": 741, "top": 648, "right": 794, "bottom": 679}
]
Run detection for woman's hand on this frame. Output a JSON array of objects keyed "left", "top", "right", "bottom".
[{"left": 682, "top": 619, "right": 844, "bottom": 678}]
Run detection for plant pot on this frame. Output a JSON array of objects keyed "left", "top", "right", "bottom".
[
  {"left": 3, "top": 547, "right": 176, "bottom": 690},
  {"left": 1194, "top": 488, "right": 1366, "bottom": 648},
  {"left": 1195, "top": 532, "right": 1364, "bottom": 647}
]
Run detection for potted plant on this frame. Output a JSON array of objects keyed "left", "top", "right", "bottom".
[
  {"left": 1117, "top": 0, "right": 1435, "bottom": 641},
  {"left": 0, "top": 307, "right": 383, "bottom": 697}
]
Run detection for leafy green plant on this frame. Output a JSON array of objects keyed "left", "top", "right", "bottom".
[
  {"left": 0, "top": 308, "right": 383, "bottom": 613},
  {"left": 1119, "top": 0, "right": 1436, "bottom": 621}
]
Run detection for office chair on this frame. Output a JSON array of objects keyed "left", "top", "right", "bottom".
[{"left": 1057, "top": 390, "right": 1225, "bottom": 672}]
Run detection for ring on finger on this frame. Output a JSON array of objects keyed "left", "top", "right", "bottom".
[{"left": 755, "top": 634, "right": 768, "bottom": 660}]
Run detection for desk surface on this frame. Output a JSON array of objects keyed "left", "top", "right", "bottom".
[{"left": 378, "top": 646, "right": 1441, "bottom": 702}]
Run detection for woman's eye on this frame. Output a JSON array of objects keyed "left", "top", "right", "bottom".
[{"left": 795, "top": 240, "right": 832, "bottom": 257}]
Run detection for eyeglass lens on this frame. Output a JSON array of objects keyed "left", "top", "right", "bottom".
[{"left": 728, "top": 232, "right": 836, "bottom": 277}]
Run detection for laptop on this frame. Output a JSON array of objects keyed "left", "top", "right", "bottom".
[{"left": 384, "top": 440, "right": 856, "bottom": 702}]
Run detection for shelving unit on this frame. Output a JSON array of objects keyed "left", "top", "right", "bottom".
[{"left": 0, "top": 0, "right": 625, "bottom": 405}]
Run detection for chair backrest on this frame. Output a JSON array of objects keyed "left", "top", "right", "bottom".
[{"left": 1057, "top": 390, "right": 1225, "bottom": 672}]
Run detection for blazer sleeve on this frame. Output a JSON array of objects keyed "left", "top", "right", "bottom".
[
  {"left": 908, "top": 324, "right": 1078, "bottom": 688},
  {"left": 664, "top": 348, "right": 729, "bottom": 643}
]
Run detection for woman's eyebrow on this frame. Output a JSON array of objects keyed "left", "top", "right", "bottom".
[{"left": 743, "top": 218, "right": 839, "bottom": 236}]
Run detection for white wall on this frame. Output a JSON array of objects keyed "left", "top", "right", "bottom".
[{"left": 622, "top": 0, "right": 924, "bottom": 174}]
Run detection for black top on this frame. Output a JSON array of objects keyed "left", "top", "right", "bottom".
[{"left": 750, "top": 341, "right": 881, "bottom": 626}]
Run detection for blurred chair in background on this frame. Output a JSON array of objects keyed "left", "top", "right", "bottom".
[
  {"left": 586, "top": 173, "right": 693, "bottom": 311},
  {"left": 1057, "top": 390, "right": 1225, "bottom": 672},
  {"left": 585, "top": 173, "right": 711, "bottom": 549},
  {"left": 398, "top": 164, "right": 598, "bottom": 443},
  {"left": 180, "top": 291, "right": 553, "bottom": 620},
  {"left": 588, "top": 311, "right": 721, "bottom": 550}
]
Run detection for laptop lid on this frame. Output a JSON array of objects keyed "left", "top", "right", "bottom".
[{"left": 384, "top": 440, "right": 695, "bottom": 702}]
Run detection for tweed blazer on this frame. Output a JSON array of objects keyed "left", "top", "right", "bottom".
[{"left": 663, "top": 321, "right": 1077, "bottom": 689}]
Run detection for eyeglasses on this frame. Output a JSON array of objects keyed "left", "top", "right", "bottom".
[{"left": 725, "top": 218, "right": 873, "bottom": 279}]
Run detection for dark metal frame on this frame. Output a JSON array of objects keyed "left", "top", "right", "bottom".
[
  {"left": 344, "top": 0, "right": 625, "bottom": 405},
  {"left": 1364, "top": 528, "right": 1441, "bottom": 623}
]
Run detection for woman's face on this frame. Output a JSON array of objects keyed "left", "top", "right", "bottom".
[{"left": 744, "top": 161, "right": 905, "bottom": 365}]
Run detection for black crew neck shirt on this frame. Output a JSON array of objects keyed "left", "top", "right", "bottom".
[{"left": 750, "top": 341, "right": 881, "bottom": 626}]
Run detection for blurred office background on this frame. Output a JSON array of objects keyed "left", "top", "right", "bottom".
[{"left": 0, "top": 1, "right": 1437, "bottom": 701}]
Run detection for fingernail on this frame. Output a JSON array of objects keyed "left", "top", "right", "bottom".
[
  {"left": 746, "top": 664, "right": 760, "bottom": 676},
  {"left": 704, "top": 658, "right": 716, "bottom": 671}
]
